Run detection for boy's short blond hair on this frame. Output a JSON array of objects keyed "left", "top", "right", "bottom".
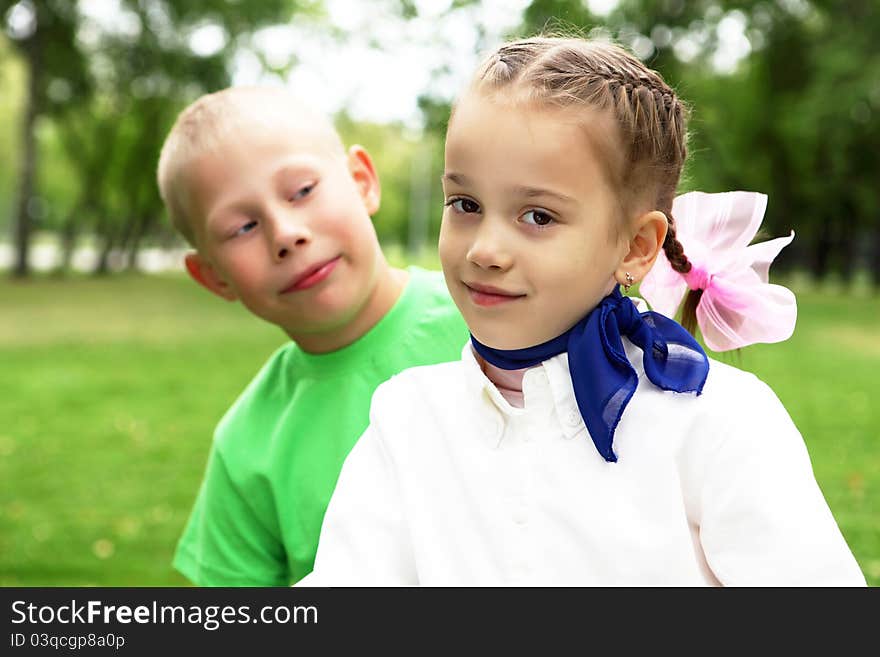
[{"left": 157, "top": 86, "right": 344, "bottom": 246}]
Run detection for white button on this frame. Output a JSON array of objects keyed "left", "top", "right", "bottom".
[
  {"left": 512, "top": 507, "right": 528, "bottom": 525},
  {"left": 566, "top": 409, "right": 580, "bottom": 426}
]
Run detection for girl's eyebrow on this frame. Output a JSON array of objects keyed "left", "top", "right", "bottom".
[
  {"left": 442, "top": 172, "right": 469, "bottom": 185},
  {"left": 512, "top": 185, "right": 576, "bottom": 205},
  {"left": 443, "top": 172, "right": 575, "bottom": 204}
]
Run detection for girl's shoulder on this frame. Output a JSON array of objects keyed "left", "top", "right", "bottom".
[
  {"left": 370, "top": 359, "right": 478, "bottom": 413},
  {"left": 676, "top": 356, "right": 795, "bottom": 442},
  {"left": 627, "top": 352, "right": 792, "bottom": 443},
  {"left": 701, "top": 357, "right": 779, "bottom": 405},
  {"left": 366, "top": 359, "right": 497, "bottom": 452}
]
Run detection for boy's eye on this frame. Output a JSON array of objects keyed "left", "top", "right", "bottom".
[
  {"left": 446, "top": 198, "right": 481, "bottom": 214},
  {"left": 290, "top": 183, "right": 315, "bottom": 202},
  {"left": 234, "top": 220, "right": 257, "bottom": 236},
  {"left": 521, "top": 209, "right": 555, "bottom": 227}
]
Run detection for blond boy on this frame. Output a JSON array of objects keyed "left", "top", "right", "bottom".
[{"left": 157, "top": 86, "right": 467, "bottom": 585}]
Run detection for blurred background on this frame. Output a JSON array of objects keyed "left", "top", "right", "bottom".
[{"left": 1, "top": 0, "right": 877, "bottom": 586}]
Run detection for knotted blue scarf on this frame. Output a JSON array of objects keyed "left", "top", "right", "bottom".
[{"left": 471, "top": 288, "right": 709, "bottom": 462}]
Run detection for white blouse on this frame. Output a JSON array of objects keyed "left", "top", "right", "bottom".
[{"left": 301, "top": 340, "right": 865, "bottom": 586}]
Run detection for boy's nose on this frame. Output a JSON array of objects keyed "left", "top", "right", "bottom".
[
  {"left": 466, "top": 219, "right": 513, "bottom": 271},
  {"left": 269, "top": 214, "right": 312, "bottom": 261}
]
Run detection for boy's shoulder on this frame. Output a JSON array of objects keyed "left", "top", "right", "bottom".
[
  {"left": 403, "top": 267, "right": 463, "bottom": 319},
  {"left": 406, "top": 265, "right": 447, "bottom": 294},
  {"left": 233, "top": 340, "right": 301, "bottom": 400},
  {"left": 212, "top": 342, "right": 302, "bottom": 447},
  {"left": 381, "top": 267, "right": 468, "bottom": 362}
]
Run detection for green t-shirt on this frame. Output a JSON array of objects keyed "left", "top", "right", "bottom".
[{"left": 173, "top": 267, "right": 468, "bottom": 586}]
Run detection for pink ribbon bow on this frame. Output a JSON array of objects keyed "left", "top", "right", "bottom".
[{"left": 640, "top": 191, "right": 797, "bottom": 352}]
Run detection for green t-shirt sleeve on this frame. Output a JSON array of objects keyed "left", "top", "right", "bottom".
[{"left": 173, "top": 446, "right": 289, "bottom": 587}]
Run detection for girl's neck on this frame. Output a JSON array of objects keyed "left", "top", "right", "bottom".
[{"left": 477, "top": 353, "right": 529, "bottom": 408}]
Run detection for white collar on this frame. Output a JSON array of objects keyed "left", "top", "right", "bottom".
[{"left": 459, "top": 308, "right": 649, "bottom": 449}]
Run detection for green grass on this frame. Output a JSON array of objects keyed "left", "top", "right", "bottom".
[
  {"left": 0, "top": 273, "right": 287, "bottom": 586},
  {"left": 0, "top": 272, "right": 877, "bottom": 586}
]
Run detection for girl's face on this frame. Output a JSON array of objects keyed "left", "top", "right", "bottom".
[{"left": 439, "top": 93, "right": 629, "bottom": 349}]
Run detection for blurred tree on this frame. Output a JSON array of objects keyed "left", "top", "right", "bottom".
[
  {"left": 77, "top": 0, "right": 319, "bottom": 275},
  {"left": 1, "top": 0, "right": 312, "bottom": 277},
  {"left": 0, "top": 35, "right": 25, "bottom": 236},
  {"left": 1, "top": 0, "right": 89, "bottom": 277}
]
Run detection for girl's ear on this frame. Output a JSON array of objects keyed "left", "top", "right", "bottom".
[
  {"left": 347, "top": 145, "right": 381, "bottom": 215},
  {"left": 617, "top": 210, "right": 668, "bottom": 285},
  {"left": 184, "top": 252, "right": 237, "bottom": 301}
]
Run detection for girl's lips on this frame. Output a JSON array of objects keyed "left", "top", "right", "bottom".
[
  {"left": 283, "top": 256, "right": 341, "bottom": 293},
  {"left": 465, "top": 283, "right": 525, "bottom": 307}
]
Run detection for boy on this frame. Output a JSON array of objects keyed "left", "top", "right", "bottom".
[{"left": 156, "top": 86, "right": 468, "bottom": 586}]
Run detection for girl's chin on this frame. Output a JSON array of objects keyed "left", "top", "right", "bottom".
[{"left": 470, "top": 330, "right": 537, "bottom": 351}]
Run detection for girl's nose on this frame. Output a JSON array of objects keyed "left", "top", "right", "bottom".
[{"left": 466, "top": 219, "right": 513, "bottom": 271}]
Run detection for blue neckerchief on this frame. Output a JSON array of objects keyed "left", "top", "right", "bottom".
[{"left": 471, "top": 288, "right": 709, "bottom": 462}]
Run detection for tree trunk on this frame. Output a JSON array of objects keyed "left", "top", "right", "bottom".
[
  {"left": 113, "top": 213, "right": 142, "bottom": 272},
  {"left": 125, "top": 217, "right": 142, "bottom": 271},
  {"left": 813, "top": 218, "right": 833, "bottom": 280},
  {"left": 93, "top": 214, "right": 117, "bottom": 276},
  {"left": 54, "top": 201, "right": 87, "bottom": 276},
  {"left": 94, "top": 232, "right": 115, "bottom": 276},
  {"left": 871, "top": 228, "right": 880, "bottom": 294},
  {"left": 840, "top": 235, "right": 856, "bottom": 286},
  {"left": 54, "top": 214, "right": 77, "bottom": 276},
  {"left": 126, "top": 214, "right": 159, "bottom": 271},
  {"left": 11, "top": 37, "right": 41, "bottom": 279}
]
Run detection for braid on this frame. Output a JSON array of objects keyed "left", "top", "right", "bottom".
[
  {"left": 663, "top": 213, "right": 702, "bottom": 334},
  {"left": 662, "top": 214, "right": 692, "bottom": 274},
  {"left": 485, "top": 54, "right": 514, "bottom": 84}
]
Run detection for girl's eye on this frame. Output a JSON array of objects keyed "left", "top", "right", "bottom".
[
  {"left": 234, "top": 220, "right": 257, "bottom": 236},
  {"left": 446, "top": 198, "right": 481, "bottom": 214},
  {"left": 290, "top": 183, "right": 315, "bottom": 202},
  {"left": 521, "top": 209, "right": 555, "bottom": 227}
]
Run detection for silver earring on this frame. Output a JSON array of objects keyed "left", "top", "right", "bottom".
[{"left": 623, "top": 272, "right": 634, "bottom": 293}]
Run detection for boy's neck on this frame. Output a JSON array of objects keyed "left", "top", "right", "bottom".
[{"left": 287, "top": 264, "right": 409, "bottom": 354}]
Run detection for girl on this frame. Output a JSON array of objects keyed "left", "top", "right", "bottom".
[{"left": 301, "top": 37, "right": 865, "bottom": 585}]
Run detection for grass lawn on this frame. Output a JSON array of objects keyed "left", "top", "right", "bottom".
[{"left": 0, "top": 271, "right": 877, "bottom": 586}]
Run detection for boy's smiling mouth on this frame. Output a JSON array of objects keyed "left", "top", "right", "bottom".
[
  {"left": 464, "top": 281, "right": 526, "bottom": 307},
  {"left": 281, "top": 256, "right": 342, "bottom": 294}
]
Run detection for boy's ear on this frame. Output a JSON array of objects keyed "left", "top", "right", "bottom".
[
  {"left": 617, "top": 210, "right": 668, "bottom": 285},
  {"left": 184, "top": 252, "right": 237, "bottom": 301},
  {"left": 347, "top": 145, "right": 381, "bottom": 214}
]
